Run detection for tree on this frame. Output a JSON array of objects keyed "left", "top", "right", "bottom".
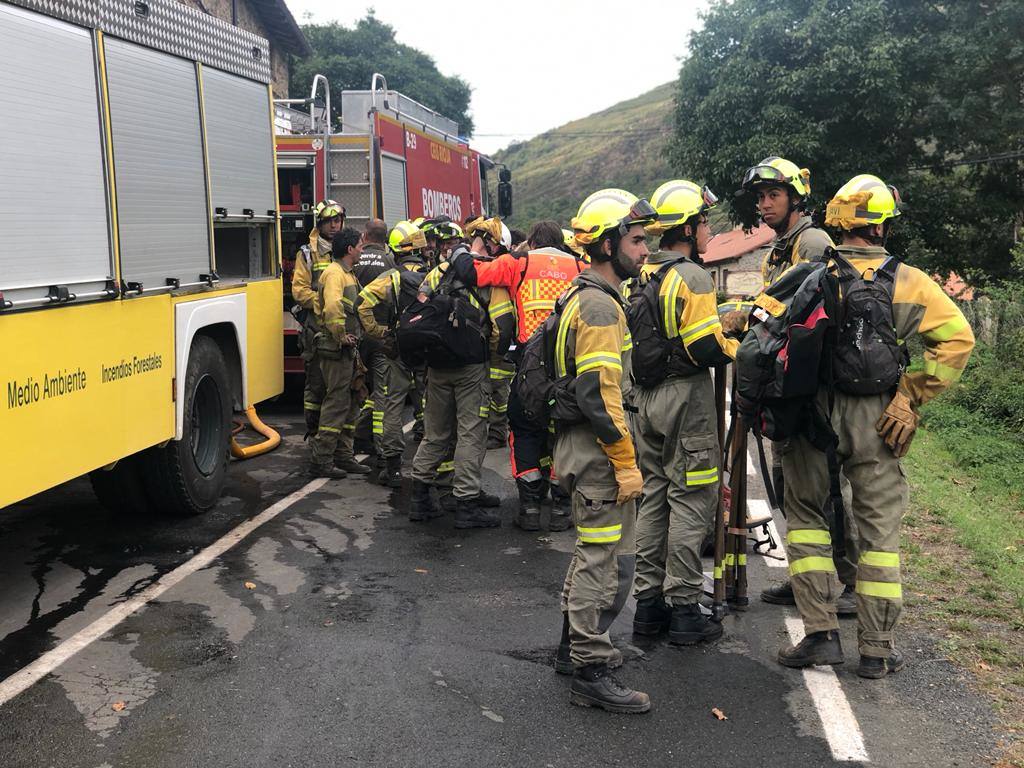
[
  {"left": 670, "top": 0, "right": 1024, "bottom": 285},
  {"left": 290, "top": 13, "right": 474, "bottom": 136}
]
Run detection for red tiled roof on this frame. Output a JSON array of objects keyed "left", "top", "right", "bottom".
[
  {"left": 940, "top": 272, "right": 974, "bottom": 300},
  {"left": 703, "top": 224, "right": 774, "bottom": 264}
]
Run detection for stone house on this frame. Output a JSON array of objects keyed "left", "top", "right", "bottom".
[
  {"left": 177, "top": 0, "right": 310, "bottom": 97},
  {"left": 702, "top": 224, "right": 775, "bottom": 298}
]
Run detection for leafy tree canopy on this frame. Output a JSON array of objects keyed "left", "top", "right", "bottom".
[
  {"left": 671, "top": 0, "right": 1024, "bottom": 285},
  {"left": 291, "top": 13, "right": 474, "bottom": 136}
]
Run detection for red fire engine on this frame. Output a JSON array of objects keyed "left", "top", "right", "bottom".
[{"left": 274, "top": 73, "right": 509, "bottom": 375}]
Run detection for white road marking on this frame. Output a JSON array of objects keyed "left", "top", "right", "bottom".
[
  {"left": 784, "top": 615, "right": 870, "bottom": 763},
  {"left": 747, "top": 499, "right": 788, "bottom": 568},
  {"left": 0, "top": 478, "right": 330, "bottom": 709}
]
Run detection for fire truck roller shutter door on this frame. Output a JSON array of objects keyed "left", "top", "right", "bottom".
[
  {"left": 0, "top": 4, "right": 112, "bottom": 307},
  {"left": 381, "top": 156, "right": 408, "bottom": 224},
  {"left": 105, "top": 38, "right": 211, "bottom": 290},
  {"left": 201, "top": 67, "right": 277, "bottom": 221}
]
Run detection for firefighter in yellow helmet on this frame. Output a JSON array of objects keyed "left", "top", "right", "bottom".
[
  {"left": 292, "top": 200, "right": 345, "bottom": 438},
  {"left": 739, "top": 157, "right": 859, "bottom": 613},
  {"left": 627, "top": 181, "right": 737, "bottom": 644},
  {"left": 777, "top": 175, "right": 974, "bottom": 678},
  {"left": 552, "top": 188, "right": 653, "bottom": 713},
  {"left": 355, "top": 220, "right": 428, "bottom": 486}
]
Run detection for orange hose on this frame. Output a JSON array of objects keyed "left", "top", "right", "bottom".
[{"left": 230, "top": 405, "right": 281, "bottom": 459}]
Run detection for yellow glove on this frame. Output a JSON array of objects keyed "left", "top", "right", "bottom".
[
  {"left": 875, "top": 390, "right": 919, "bottom": 458},
  {"left": 721, "top": 310, "right": 748, "bottom": 336},
  {"left": 613, "top": 465, "right": 644, "bottom": 505}
]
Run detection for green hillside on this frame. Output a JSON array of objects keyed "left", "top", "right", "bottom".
[{"left": 494, "top": 83, "right": 680, "bottom": 231}]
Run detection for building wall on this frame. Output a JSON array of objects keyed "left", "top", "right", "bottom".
[
  {"left": 707, "top": 248, "right": 768, "bottom": 298},
  {"left": 177, "top": 0, "right": 290, "bottom": 97}
]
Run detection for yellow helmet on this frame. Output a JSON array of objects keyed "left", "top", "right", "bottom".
[
  {"left": 825, "top": 174, "right": 902, "bottom": 230},
  {"left": 465, "top": 216, "right": 511, "bottom": 249},
  {"left": 435, "top": 221, "right": 464, "bottom": 241},
  {"left": 314, "top": 199, "right": 345, "bottom": 223},
  {"left": 561, "top": 228, "right": 586, "bottom": 258},
  {"left": 741, "top": 156, "right": 811, "bottom": 198},
  {"left": 571, "top": 188, "right": 658, "bottom": 246},
  {"left": 646, "top": 180, "right": 718, "bottom": 234},
  {"left": 388, "top": 220, "right": 427, "bottom": 253}
]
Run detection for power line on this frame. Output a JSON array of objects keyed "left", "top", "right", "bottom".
[{"left": 908, "top": 150, "right": 1024, "bottom": 170}]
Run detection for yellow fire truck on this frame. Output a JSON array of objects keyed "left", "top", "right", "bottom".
[{"left": 0, "top": 0, "right": 283, "bottom": 515}]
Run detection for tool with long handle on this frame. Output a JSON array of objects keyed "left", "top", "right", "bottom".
[{"left": 712, "top": 364, "right": 728, "bottom": 621}]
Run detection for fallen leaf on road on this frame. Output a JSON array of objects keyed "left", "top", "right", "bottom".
[
  {"left": 323, "top": 620, "right": 334, "bottom": 627},
  {"left": 112, "top": 701, "right": 126, "bottom": 712},
  {"left": 711, "top": 707, "right": 728, "bottom": 721},
  {"left": 414, "top": 568, "right": 429, "bottom": 574},
  {"left": 537, "top": 537, "right": 552, "bottom": 543},
  {"left": 244, "top": 581, "right": 256, "bottom": 590}
]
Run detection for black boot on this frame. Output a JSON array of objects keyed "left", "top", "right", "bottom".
[
  {"left": 454, "top": 498, "right": 500, "bottom": 529},
  {"left": 437, "top": 489, "right": 457, "bottom": 514},
  {"left": 307, "top": 461, "right": 346, "bottom": 480},
  {"left": 836, "top": 584, "right": 858, "bottom": 617},
  {"left": 334, "top": 457, "right": 372, "bottom": 475},
  {"left": 669, "top": 603, "right": 723, "bottom": 645},
  {"left": 378, "top": 455, "right": 403, "bottom": 488},
  {"left": 857, "top": 648, "right": 904, "bottom": 679},
  {"left": 761, "top": 579, "right": 797, "bottom": 605},
  {"left": 474, "top": 491, "right": 501, "bottom": 508},
  {"left": 570, "top": 665, "right": 651, "bottom": 714},
  {"left": 632, "top": 594, "right": 672, "bottom": 636},
  {"left": 548, "top": 485, "right": 573, "bottom": 532},
  {"left": 409, "top": 480, "right": 439, "bottom": 522},
  {"left": 515, "top": 478, "right": 543, "bottom": 531},
  {"left": 555, "top": 615, "right": 622, "bottom": 675},
  {"left": 778, "top": 630, "right": 844, "bottom": 668}
]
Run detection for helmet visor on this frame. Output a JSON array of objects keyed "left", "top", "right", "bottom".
[
  {"left": 888, "top": 184, "right": 903, "bottom": 216},
  {"left": 619, "top": 198, "right": 658, "bottom": 234},
  {"left": 701, "top": 185, "right": 720, "bottom": 209},
  {"left": 742, "top": 165, "right": 789, "bottom": 189}
]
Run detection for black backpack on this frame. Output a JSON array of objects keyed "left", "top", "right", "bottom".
[
  {"left": 512, "top": 286, "right": 589, "bottom": 431},
  {"left": 831, "top": 253, "right": 908, "bottom": 395},
  {"left": 625, "top": 259, "right": 706, "bottom": 389},
  {"left": 397, "top": 268, "right": 491, "bottom": 369},
  {"left": 735, "top": 259, "right": 841, "bottom": 445}
]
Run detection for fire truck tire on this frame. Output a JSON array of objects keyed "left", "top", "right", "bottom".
[
  {"left": 88, "top": 451, "right": 154, "bottom": 516},
  {"left": 145, "top": 335, "right": 232, "bottom": 517}
]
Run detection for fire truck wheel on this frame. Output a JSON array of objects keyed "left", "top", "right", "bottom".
[
  {"left": 145, "top": 335, "right": 232, "bottom": 517},
  {"left": 88, "top": 451, "right": 154, "bottom": 516}
]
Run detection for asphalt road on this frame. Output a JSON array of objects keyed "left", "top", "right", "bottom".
[{"left": 0, "top": 404, "right": 1000, "bottom": 768}]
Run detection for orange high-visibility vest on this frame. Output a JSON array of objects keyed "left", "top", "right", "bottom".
[{"left": 515, "top": 248, "right": 585, "bottom": 341}]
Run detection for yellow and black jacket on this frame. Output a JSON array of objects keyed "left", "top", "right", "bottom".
[
  {"left": 761, "top": 216, "right": 834, "bottom": 288},
  {"left": 292, "top": 230, "right": 333, "bottom": 319},
  {"left": 356, "top": 256, "right": 427, "bottom": 341},
  {"left": 554, "top": 270, "right": 636, "bottom": 471},
  {"left": 636, "top": 251, "right": 738, "bottom": 370},
  {"left": 315, "top": 259, "right": 360, "bottom": 354},
  {"left": 834, "top": 245, "right": 974, "bottom": 407}
]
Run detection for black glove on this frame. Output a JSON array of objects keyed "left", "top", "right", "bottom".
[{"left": 734, "top": 392, "right": 759, "bottom": 422}]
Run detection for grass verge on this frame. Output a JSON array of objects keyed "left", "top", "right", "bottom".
[{"left": 902, "top": 407, "right": 1024, "bottom": 766}]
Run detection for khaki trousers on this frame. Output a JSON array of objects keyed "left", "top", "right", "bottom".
[
  {"left": 783, "top": 392, "right": 908, "bottom": 658},
  {"left": 303, "top": 350, "right": 325, "bottom": 434},
  {"left": 411, "top": 364, "right": 489, "bottom": 499},
  {"left": 487, "top": 362, "right": 514, "bottom": 444},
  {"left": 555, "top": 424, "right": 636, "bottom": 667},
  {"left": 309, "top": 350, "right": 359, "bottom": 466},
  {"left": 633, "top": 373, "right": 719, "bottom": 605}
]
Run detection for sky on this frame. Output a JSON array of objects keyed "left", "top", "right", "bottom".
[{"left": 283, "top": 0, "right": 710, "bottom": 154}]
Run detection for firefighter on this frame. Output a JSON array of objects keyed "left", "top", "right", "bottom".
[
  {"left": 408, "top": 248, "right": 516, "bottom": 527},
  {"left": 552, "top": 188, "right": 654, "bottom": 713},
  {"left": 628, "top": 181, "right": 737, "bottom": 644},
  {"left": 778, "top": 175, "right": 974, "bottom": 678},
  {"left": 355, "top": 222, "right": 429, "bottom": 486},
  {"left": 435, "top": 220, "right": 465, "bottom": 262},
  {"left": 450, "top": 220, "right": 585, "bottom": 531},
  {"left": 459, "top": 217, "right": 517, "bottom": 451},
  {"left": 307, "top": 227, "right": 373, "bottom": 479},
  {"left": 739, "top": 157, "right": 858, "bottom": 616},
  {"left": 292, "top": 200, "right": 345, "bottom": 438},
  {"left": 352, "top": 218, "right": 396, "bottom": 460}
]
